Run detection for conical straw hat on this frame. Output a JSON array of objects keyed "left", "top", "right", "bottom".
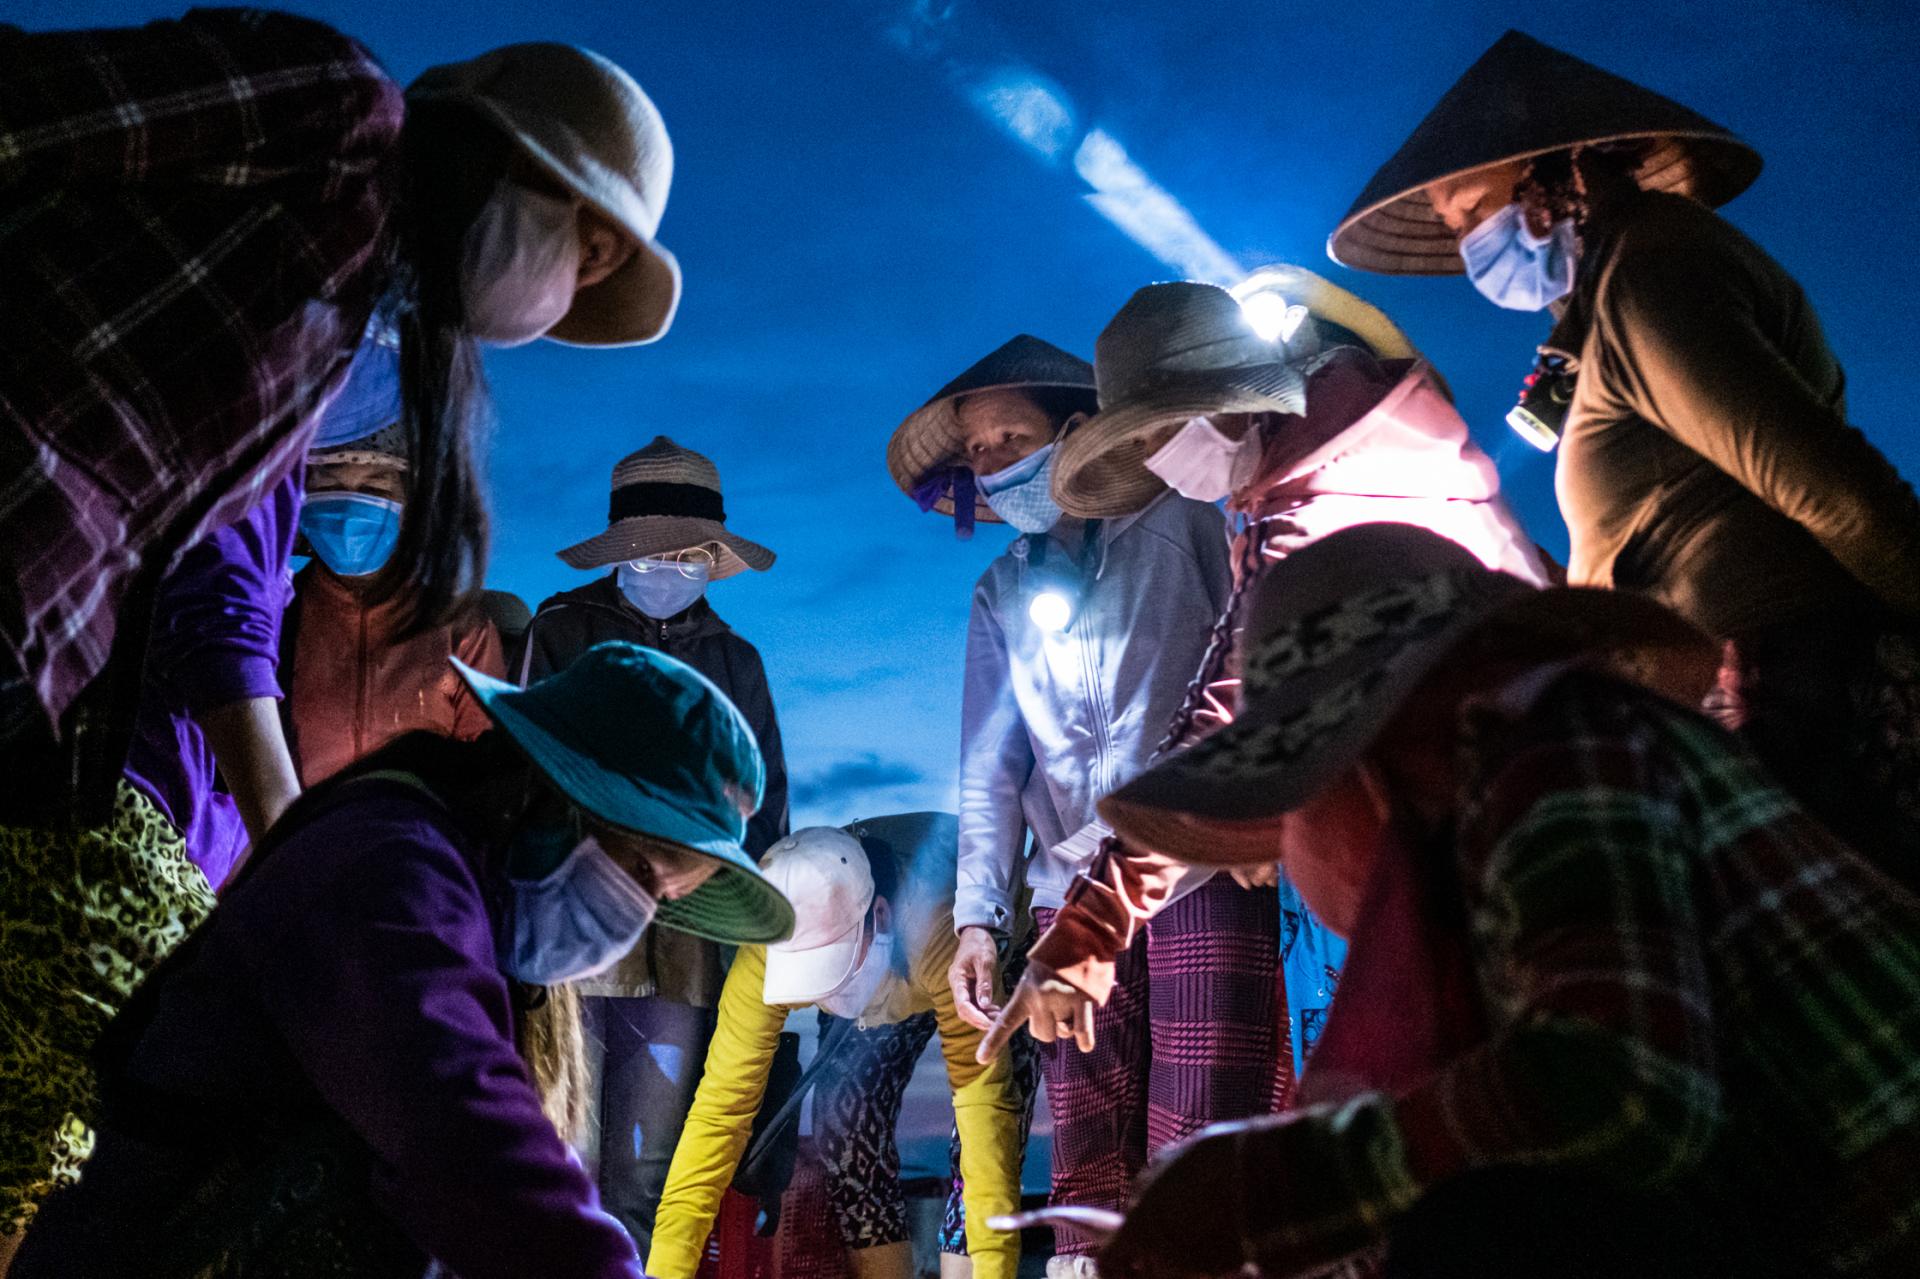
[
  {"left": 1329, "top": 30, "right": 1761, "bottom": 276},
  {"left": 886, "top": 335, "right": 1098, "bottom": 525}
]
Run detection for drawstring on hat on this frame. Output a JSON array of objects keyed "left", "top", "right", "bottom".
[{"left": 910, "top": 466, "right": 977, "bottom": 540}]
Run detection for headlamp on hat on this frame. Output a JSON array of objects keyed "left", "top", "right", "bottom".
[{"left": 1231, "top": 270, "right": 1312, "bottom": 346}]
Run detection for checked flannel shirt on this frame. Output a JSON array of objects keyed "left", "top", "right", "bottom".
[
  {"left": 1218, "top": 672, "right": 1920, "bottom": 1276},
  {"left": 0, "top": 7, "right": 402, "bottom": 731}
]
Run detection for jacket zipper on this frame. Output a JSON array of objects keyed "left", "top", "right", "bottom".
[
  {"left": 354, "top": 602, "right": 368, "bottom": 762},
  {"left": 1078, "top": 620, "right": 1112, "bottom": 796},
  {"left": 1077, "top": 524, "right": 1114, "bottom": 795}
]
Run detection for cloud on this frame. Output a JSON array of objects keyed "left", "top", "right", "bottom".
[
  {"left": 792, "top": 752, "right": 927, "bottom": 808},
  {"left": 866, "top": 0, "right": 1244, "bottom": 288},
  {"left": 970, "top": 68, "right": 1078, "bottom": 162},
  {"left": 790, "top": 663, "right": 912, "bottom": 696}
]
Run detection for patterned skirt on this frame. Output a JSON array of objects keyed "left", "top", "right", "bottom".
[{"left": 0, "top": 781, "right": 216, "bottom": 1234}]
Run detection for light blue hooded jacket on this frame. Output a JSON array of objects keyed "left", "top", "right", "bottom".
[{"left": 956, "top": 492, "right": 1230, "bottom": 931}]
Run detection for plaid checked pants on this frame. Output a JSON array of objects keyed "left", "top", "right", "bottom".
[{"left": 1032, "top": 874, "right": 1286, "bottom": 1256}]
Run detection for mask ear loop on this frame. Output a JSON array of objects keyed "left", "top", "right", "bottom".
[{"left": 1355, "top": 759, "right": 1395, "bottom": 827}]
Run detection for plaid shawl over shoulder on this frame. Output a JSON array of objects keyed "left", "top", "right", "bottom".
[{"left": 0, "top": 7, "right": 402, "bottom": 729}]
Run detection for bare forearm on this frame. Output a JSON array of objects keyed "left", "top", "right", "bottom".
[{"left": 198, "top": 696, "right": 301, "bottom": 842}]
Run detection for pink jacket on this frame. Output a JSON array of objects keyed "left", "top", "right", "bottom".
[{"left": 1032, "top": 352, "right": 1549, "bottom": 999}]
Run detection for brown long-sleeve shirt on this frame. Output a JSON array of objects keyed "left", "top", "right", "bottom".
[{"left": 1555, "top": 189, "right": 1920, "bottom": 637}]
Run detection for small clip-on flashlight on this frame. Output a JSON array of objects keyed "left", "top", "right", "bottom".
[{"left": 1025, "top": 522, "right": 1101, "bottom": 634}]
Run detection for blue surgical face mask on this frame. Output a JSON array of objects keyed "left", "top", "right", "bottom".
[
  {"left": 300, "top": 492, "right": 403, "bottom": 577},
  {"left": 1459, "top": 202, "right": 1578, "bottom": 312},
  {"left": 977, "top": 443, "right": 1063, "bottom": 534},
  {"left": 616, "top": 557, "right": 712, "bottom": 620},
  {"left": 498, "top": 824, "right": 658, "bottom": 986}
]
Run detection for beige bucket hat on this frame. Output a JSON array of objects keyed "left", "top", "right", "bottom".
[
  {"left": 886, "top": 335, "right": 1099, "bottom": 528},
  {"left": 409, "top": 42, "right": 682, "bottom": 347},
  {"left": 1052, "top": 273, "right": 1422, "bottom": 519},
  {"left": 557, "top": 436, "right": 775, "bottom": 579},
  {"left": 1329, "top": 30, "right": 1762, "bottom": 276},
  {"left": 1097, "top": 522, "right": 1719, "bottom": 867}
]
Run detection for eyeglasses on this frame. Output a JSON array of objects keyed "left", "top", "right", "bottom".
[{"left": 626, "top": 545, "right": 717, "bottom": 579}]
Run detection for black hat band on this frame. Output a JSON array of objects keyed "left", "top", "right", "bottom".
[{"left": 609, "top": 481, "right": 726, "bottom": 524}]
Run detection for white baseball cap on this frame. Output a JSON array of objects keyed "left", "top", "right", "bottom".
[{"left": 760, "top": 828, "right": 874, "bottom": 1005}]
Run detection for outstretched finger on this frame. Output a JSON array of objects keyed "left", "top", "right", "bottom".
[{"left": 979, "top": 984, "right": 1035, "bottom": 1062}]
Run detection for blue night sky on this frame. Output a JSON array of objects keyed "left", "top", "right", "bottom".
[{"left": 29, "top": 0, "right": 1920, "bottom": 829}]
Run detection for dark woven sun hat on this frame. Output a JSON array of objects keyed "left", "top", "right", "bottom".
[
  {"left": 556, "top": 436, "right": 774, "bottom": 578},
  {"left": 1097, "top": 522, "right": 1719, "bottom": 867},
  {"left": 1329, "top": 30, "right": 1762, "bottom": 275},
  {"left": 1052, "top": 271, "right": 1425, "bottom": 519}
]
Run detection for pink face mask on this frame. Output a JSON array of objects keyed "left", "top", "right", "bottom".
[{"left": 1143, "top": 416, "right": 1262, "bottom": 503}]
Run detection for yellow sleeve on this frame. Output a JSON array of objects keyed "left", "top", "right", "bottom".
[
  {"left": 921, "top": 929, "right": 1024, "bottom": 1279},
  {"left": 647, "top": 945, "right": 789, "bottom": 1279}
]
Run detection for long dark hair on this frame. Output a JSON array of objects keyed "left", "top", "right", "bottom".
[{"left": 366, "top": 101, "right": 512, "bottom": 635}]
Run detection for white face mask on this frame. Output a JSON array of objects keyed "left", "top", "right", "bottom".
[
  {"left": 1459, "top": 203, "right": 1578, "bottom": 312},
  {"left": 1143, "top": 416, "right": 1263, "bottom": 503},
  {"left": 817, "top": 926, "right": 893, "bottom": 1018},
  {"left": 460, "top": 178, "right": 582, "bottom": 347}
]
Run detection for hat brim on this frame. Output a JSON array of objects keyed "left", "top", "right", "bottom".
[
  {"left": 556, "top": 517, "right": 775, "bottom": 578},
  {"left": 547, "top": 236, "right": 683, "bottom": 347},
  {"left": 1097, "top": 587, "right": 1718, "bottom": 865},
  {"left": 887, "top": 378, "right": 1099, "bottom": 523},
  {"left": 409, "top": 88, "right": 684, "bottom": 348},
  {"left": 307, "top": 448, "right": 408, "bottom": 471},
  {"left": 1054, "top": 372, "right": 1303, "bottom": 519},
  {"left": 762, "top": 917, "right": 865, "bottom": 1005},
  {"left": 455, "top": 659, "right": 795, "bottom": 945},
  {"left": 1058, "top": 269, "right": 1425, "bottom": 520},
  {"left": 1328, "top": 132, "right": 1762, "bottom": 277}
]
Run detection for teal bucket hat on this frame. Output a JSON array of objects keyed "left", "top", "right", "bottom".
[{"left": 455, "top": 642, "right": 794, "bottom": 944}]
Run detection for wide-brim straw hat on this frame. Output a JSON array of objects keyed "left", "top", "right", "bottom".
[
  {"left": 1097, "top": 522, "right": 1719, "bottom": 867},
  {"left": 456, "top": 643, "right": 794, "bottom": 944},
  {"left": 1054, "top": 274, "right": 1419, "bottom": 519},
  {"left": 1329, "top": 30, "right": 1763, "bottom": 276},
  {"left": 409, "top": 43, "right": 682, "bottom": 347},
  {"left": 887, "top": 335, "right": 1099, "bottom": 525},
  {"left": 557, "top": 435, "right": 775, "bottom": 578}
]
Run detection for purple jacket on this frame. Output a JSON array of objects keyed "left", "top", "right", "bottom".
[
  {"left": 123, "top": 469, "right": 301, "bottom": 889},
  {"left": 13, "top": 777, "right": 642, "bottom": 1279}
]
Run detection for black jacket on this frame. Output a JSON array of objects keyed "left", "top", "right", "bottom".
[{"left": 520, "top": 576, "right": 789, "bottom": 1005}]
